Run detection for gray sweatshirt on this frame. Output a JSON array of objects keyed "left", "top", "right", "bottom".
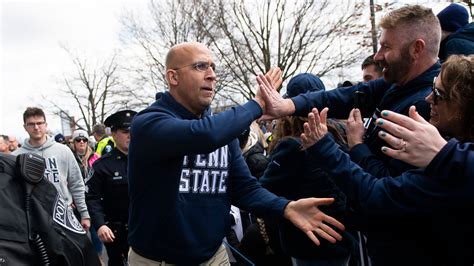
[{"left": 13, "top": 136, "right": 89, "bottom": 219}]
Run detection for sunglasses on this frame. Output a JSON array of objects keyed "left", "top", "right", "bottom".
[
  {"left": 432, "top": 77, "right": 448, "bottom": 105},
  {"left": 173, "top": 61, "right": 216, "bottom": 72},
  {"left": 75, "top": 138, "right": 88, "bottom": 143}
]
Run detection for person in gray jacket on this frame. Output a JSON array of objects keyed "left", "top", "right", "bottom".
[{"left": 13, "top": 107, "right": 90, "bottom": 231}]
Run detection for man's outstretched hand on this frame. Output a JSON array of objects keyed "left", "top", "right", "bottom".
[{"left": 284, "top": 197, "right": 345, "bottom": 246}]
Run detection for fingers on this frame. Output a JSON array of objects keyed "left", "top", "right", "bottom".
[
  {"left": 306, "top": 215, "right": 344, "bottom": 245},
  {"left": 322, "top": 213, "right": 345, "bottom": 231},
  {"left": 407, "top": 105, "right": 430, "bottom": 125},
  {"left": 375, "top": 117, "right": 408, "bottom": 139},
  {"left": 380, "top": 145, "right": 404, "bottom": 160},
  {"left": 378, "top": 130, "right": 404, "bottom": 149},
  {"left": 347, "top": 108, "right": 356, "bottom": 122},
  {"left": 314, "top": 228, "right": 335, "bottom": 244},
  {"left": 320, "top": 107, "right": 328, "bottom": 125},
  {"left": 311, "top": 108, "right": 321, "bottom": 127},
  {"left": 352, "top": 108, "right": 362, "bottom": 122},
  {"left": 266, "top": 67, "right": 282, "bottom": 89},
  {"left": 378, "top": 109, "right": 417, "bottom": 131},
  {"left": 305, "top": 230, "right": 321, "bottom": 246},
  {"left": 318, "top": 222, "right": 342, "bottom": 242},
  {"left": 311, "top": 197, "right": 335, "bottom": 206},
  {"left": 98, "top": 226, "right": 115, "bottom": 243}
]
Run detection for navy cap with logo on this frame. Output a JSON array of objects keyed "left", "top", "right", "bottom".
[
  {"left": 283, "top": 73, "right": 326, "bottom": 98},
  {"left": 104, "top": 110, "right": 137, "bottom": 131}
]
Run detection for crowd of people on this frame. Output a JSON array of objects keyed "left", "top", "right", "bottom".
[{"left": 1, "top": 3, "right": 474, "bottom": 266}]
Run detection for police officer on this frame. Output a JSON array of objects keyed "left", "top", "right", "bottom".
[
  {"left": 86, "top": 110, "right": 136, "bottom": 266},
  {"left": 91, "top": 124, "right": 115, "bottom": 156}
]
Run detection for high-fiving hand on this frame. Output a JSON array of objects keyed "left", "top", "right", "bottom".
[
  {"left": 255, "top": 67, "right": 296, "bottom": 120},
  {"left": 300, "top": 108, "right": 329, "bottom": 150}
]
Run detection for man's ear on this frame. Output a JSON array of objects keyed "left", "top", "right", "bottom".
[
  {"left": 166, "top": 69, "right": 179, "bottom": 86},
  {"left": 411, "top": 39, "right": 425, "bottom": 59}
]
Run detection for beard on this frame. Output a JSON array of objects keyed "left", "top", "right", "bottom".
[{"left": 380, "top": 44, "right": 414, "bottom": 84}]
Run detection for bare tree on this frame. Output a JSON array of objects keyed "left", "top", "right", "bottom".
[
  {"left": 121, "top": 0, "right": 371, "bottom": 106},
  {"left": 43, "top": 47, "right": 127, "bottom": 133},
  {"left": 120, "top": 0, "right": 226, "bottom": 101}
]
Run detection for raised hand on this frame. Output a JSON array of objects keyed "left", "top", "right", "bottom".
[
  {"left": 265, "top": 67, "right": 283, "bottom": 90},
  {"left": 283, "top": 197, "right": 345, "bottom": 246},
  {"left": 255, "top": 69, "right": 295, "bottom": 121},
  {"left": 377, "top": 106, "right": 447, "bottom": 167},
  {"left": 301, "top": 108, "right": 329, "bottom": 150},
  {"left": 346, "top": 108, "right": 365, "bottom": 149}
]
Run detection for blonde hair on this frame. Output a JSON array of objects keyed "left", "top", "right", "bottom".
[{"left": 380, "top": 5, "right": 441, "bottom": 58}]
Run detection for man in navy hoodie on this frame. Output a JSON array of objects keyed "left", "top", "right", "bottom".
[
  {"left": 127, "top": 42, "right": 345, "bottom": 265},
  {"left": 263, "top": 5, "right": 441, "bottom": 178},
  {"left": 260, "top": 5, "right": 442, "bottom": 265}
]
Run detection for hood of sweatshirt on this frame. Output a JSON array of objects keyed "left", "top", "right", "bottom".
[{"left": 21, "top": 136, "right": 56, "bottom": 152}]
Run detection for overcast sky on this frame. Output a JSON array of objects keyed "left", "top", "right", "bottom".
[
  {"left": 1, "top": 0, "right": 147, "bottom": 142},
  {"left": 0, "top": 0, "right": 454, "bottom": 143}
]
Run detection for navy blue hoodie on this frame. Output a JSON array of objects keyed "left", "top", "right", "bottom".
[
  {"left": 291, "top": 63, "right": 440, "bottom": 177},
  {"left": 306, "top": 135, "right": 474, "bottom": 265},
  {"left": 439, "top": 22, "right": 474, "bottom": 62},
  {"left": 127, "top": 92, "right": 289, "bottom": 264}
]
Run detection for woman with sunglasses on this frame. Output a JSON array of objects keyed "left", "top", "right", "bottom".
[
  {"left": 71, "top": 129, "right": 98, "bottom": 179},
  {"left": 300, "top": 54, "right": 474, "bottom": 265},
  {"left": 70, "top": 129, "right": 103, "bottom": 259}
]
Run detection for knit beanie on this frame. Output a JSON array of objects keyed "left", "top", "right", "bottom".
[
  {"left": 437, "top": 3, "right": 469, "bottom": 32},
  {"left": 283, "top": 73, "right": 325, "bottom": 98}
]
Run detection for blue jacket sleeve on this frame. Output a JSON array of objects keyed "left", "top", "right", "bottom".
[
  {"left": 291, "top": 79, "right": 389, "bottom": 119},
  {"left": 425, "top": 138, "right": 474, "bottom": 181},
  {"left": 306, "top": 134, "right": 473, "bottom": 213},
  {"left": 348, "top": 143, "right": 413, "bottom": 178},
  {"left": 132, "top": 100, "right": 262, "bottom": 158},
  {"left": 227, "top": 140, "right": 290, "bottom": 218}
]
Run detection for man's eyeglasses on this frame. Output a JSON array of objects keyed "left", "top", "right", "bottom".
[
  {"left": 25, "top": 121, "right": 46, "bottom": 128},
  {"left": 74, "top": 138, "right": 88, "bottom": 143},
  {"left": 432, "top": 77, "right": 448, "bottom": 105},
  {"left": 173, "top": 61, "right": 216, "bottom": 72}
]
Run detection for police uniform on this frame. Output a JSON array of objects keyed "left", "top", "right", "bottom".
[
  {"left": 96, "top": 136, "right": 115, "bottom": 156},
  {"left": 86, "top": 110, "right": 136, "bottom": 266}
]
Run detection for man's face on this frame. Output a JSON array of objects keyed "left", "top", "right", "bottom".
[
  {"left": 24, "top": 116, "right": 47, "bottom": 142},
  {"left": 8, "top": 136, "right": 18, "bottom": 151},
  {"left": 168, "top": 44, "right": 217, "bottom": 116},
  {"left": 112, "top": 129, "right": 130, "bottom": 153},
  {"left": 374, "top": 28, "right": 414, "bottom": 84},
  {"left": 362, "top": 64, "right": 382, "bottom": 82}
]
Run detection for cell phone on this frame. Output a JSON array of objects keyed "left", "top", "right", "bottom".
[{"left": 353, "top": 90, "right": 365, "bottom": 110}]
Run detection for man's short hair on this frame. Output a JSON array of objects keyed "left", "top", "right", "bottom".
[
  {"left": 91, "top": 124, "right": 106, "bottom": 136},
  {"left": 23, "top": 107, "right": 46, "bottom": 123},
  {"left": 361, "top": 54, "right": 382, "bottom": 73},
  {"left": 380, "top": 5, "right": 441, "bottom": 58},
  {"left": 0, "top": 135, "right": 9, "bottom": 143}
]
